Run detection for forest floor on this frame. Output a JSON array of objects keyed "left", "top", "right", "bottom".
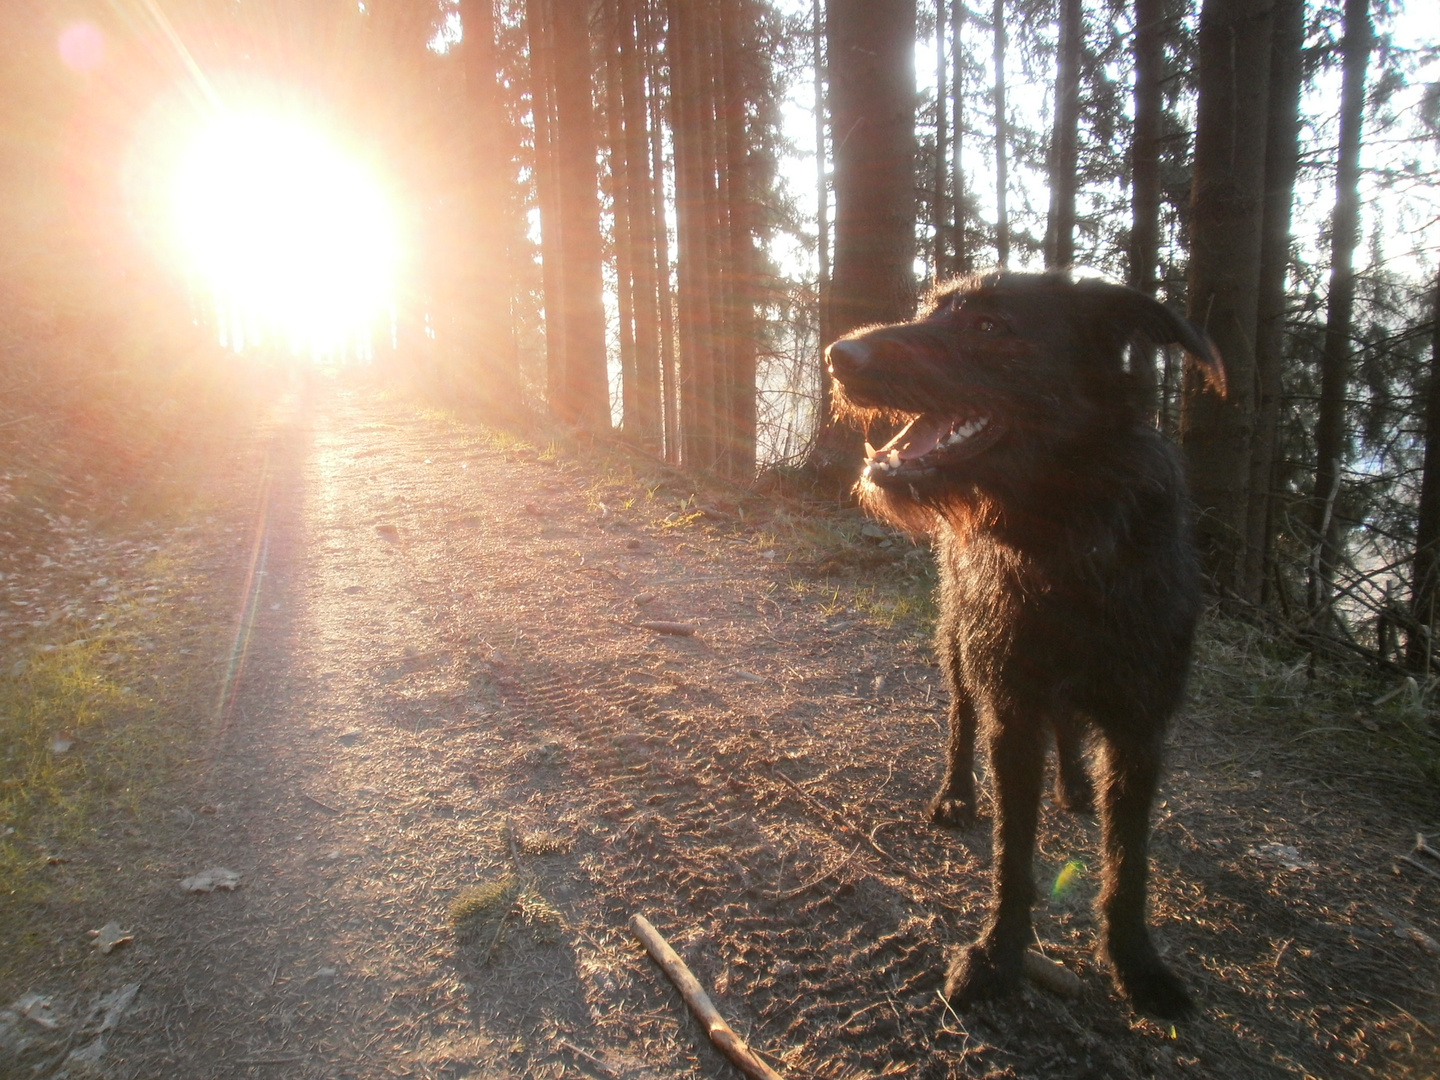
[{"left": 1, "top": 369, "right": 1439, "bottom": 1080}]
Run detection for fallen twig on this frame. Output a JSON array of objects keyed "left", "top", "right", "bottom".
[
  {"left": 300, "top": 792, "right": 341, "bottom": 814},
  {"left": 768, "top": 844, "right": 861, "bottom": 900},
  {"left": 771, "top": 769, "right": 929, "bottom": 890},
  {"left": 557, "top": 1038, "right": 623, "bottom": 1078},
  {"left": 1399, "top": 853, "right": 1440, "bottom": 884},
  {"left": 629, "top": 914, "right": 785, "bottom": 1080},
  {"left": 635, "top": 621, "right": 697, "bottom": 637}
]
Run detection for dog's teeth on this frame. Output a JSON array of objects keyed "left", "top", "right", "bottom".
[
  {"left": 865, "top": 441, "right": 876, "bottom": 458},
  {"left": 887, "top": 450, "right": 900, "bottom": 467}
]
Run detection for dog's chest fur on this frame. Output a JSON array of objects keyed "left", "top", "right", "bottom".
[{"left": 935, "top": 428, "right": 1201, "bottom": 726}]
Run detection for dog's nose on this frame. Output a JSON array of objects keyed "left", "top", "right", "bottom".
[{"left": 826, "top": 339, "right": 871, "bottom": 379}]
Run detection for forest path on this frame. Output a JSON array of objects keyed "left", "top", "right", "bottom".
[{"left": 10, "top": 372, "right": 1437, "bottom": 1080}]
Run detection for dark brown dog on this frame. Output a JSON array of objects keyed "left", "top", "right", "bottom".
[{"left": 825, "top": 271, "right": 1224, "bottom": 1019}]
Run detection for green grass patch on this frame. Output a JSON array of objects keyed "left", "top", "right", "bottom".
[{"left": 1, "top": 641, "right": 133, "bottom": 865}]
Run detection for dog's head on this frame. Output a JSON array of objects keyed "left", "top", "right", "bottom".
[{"left": 825, "top": 271, "right": 1225, "bottom": 531}]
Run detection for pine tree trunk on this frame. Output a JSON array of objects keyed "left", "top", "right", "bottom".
[
  {"left": 603, "top": 0, "right": 639, "bottom": 435},
  {"left": 1408, "top": 273, "right": 1440, "bottom": 669},
  {"left": 951, "top": 0, "right": 968, "bottom": 274},
  {"left": 814, "top": 0, "right": 831, "bottom": 347},
  {"left": 1128, "top": 0, "right": 1162, "bottom": 295},
  {"left": 670, "top": 0, "right": 718, "bottom": 468},
  {"left": 1180, "top": 0, "right": 1273, "bottom": 595},
  {"left": 645, "top": 0, "right": 679, "bottom": 460},
  {"left": 1044, "top": 0, "right": 1081, "bottom": 269},
  {"left": 700, "top": 4, "right": 733, "bottom": 474},
  {"left": 461, "top": 0, "right": 516, "bottom": 400},
  {"left": 527, "top": 0, "right": 568, "bottom": 412},
  {"left": 1307, "top": 0, "right": 1372, "bottom": 618},
  {"left": 992, "top": 0, "right": 1009, "bottom": 268},
  {"left": 806, "top": 0, "right": 917, "bottom": 486},
  {"left": 721, "top": 0, "right": 756, "bottom": 478},
  {"left": 933, "top": 0, "right": 949, "bottom": 281},
  {"left": 550, "top": 0, "right": 611, "bottom": 428},
  {"left": 1243, "top": 0, "right": 1305, "bottom": 605},
  {"left": 620, "top": 0, "right": 662, "bottom": 451}
]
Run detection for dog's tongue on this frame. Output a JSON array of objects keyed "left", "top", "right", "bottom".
[{"left": 876, "top": 416, "right": 947, "bottom": 461}]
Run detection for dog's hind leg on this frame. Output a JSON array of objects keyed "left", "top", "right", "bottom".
[
  {"left": 944, "top": 711, "right": 1044, "bottom": 1005},
  {"left": 1053, "top": 716, "right": 1095, "bottom": 813},
  {"left": 930, "top": 677, "right": 980, "bottom": 828},
  {"left": 1097, "top": 729, "right": 1193, "bottom": 1019}
]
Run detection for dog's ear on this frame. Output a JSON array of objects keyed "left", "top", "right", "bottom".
[{"left": 1096, "top": 284, "right": 1228, "bottom": 398}]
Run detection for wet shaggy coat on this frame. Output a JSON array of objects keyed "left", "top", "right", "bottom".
[{"left": 825, "top": 271, "right": 1225, "bottom": 1020}]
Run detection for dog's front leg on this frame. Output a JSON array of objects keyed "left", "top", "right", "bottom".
[
  {"left": 945, "top": 712, "right": 1043, "bottom": 1006},
  {"left": 929, "top": 677, "right": 979, "bottom": 827}
]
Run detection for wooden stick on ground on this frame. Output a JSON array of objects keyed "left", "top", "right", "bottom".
[{"left": 629, "top": 914, "right": 785, "bottom": 1080}]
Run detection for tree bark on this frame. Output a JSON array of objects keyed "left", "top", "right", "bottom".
[
  {"left": 603, "top": 0, "right": 639, "bottom": 435},
  {"left": 952, "top": 0, "right": 968, "bottom": 274},
  {"left": 670, "top": 0, "right": 719, "bottom": 468},
  {"left": 1408, "top": 273, "right": 1440, "bottom": 669},
  {"left": 992, "top": 0, "right": 1009, "bottom": 268},
  {"left": 805, "top": 0, "right": 917, "bottom": 485},
  {"left": 814, "top": 0, "right": 831, "bottom": 348},
  {"left": 527, "top": 0, "right": 568, "bottom": 412},
  {"left": 620, "top": 0, "right": 662, "bottom": 451},
  {"left": 933, "top": 0, "right": 950, "bottom": 281},
  {"left": 720, "top": 0, "right": 757, "bottom": 478},
  {"left": 700, "top": 5, "right": 734, "bottom": 474},
  {"left": 1044, "top": 0, "right": 1081, "bottom": 269},
  {"left": 1307, "top": 0, "right": 1372, "bottom": 618},
  {"left": 645, "top": 0, "right": 679, "bottom": 460},
  {"left": 549, "top": 0, "right": 611, "bottom": 428},
  {"left": 1180, "top": 0, "right": 1274, "bottom": 595},
  {"left": 1243, "top": 0, "right": 1305, "bottom": 605},
  {"left": 1128, "top": 0, "right": 1162, "bottom": 296},
  {"left": 461, "top": 0, "right": 516, "bottom": 396}
]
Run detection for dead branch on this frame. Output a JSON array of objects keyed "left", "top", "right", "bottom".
[{"left": 629, "top": 914, "right": 785, "bottom": 1080}]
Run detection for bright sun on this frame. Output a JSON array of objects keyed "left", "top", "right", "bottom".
[{"left": 170, "top": 112, "right": 398, "bottom": 358}]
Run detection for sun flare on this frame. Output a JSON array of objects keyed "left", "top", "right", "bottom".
[{"left": 170, "top": 112, "right": 398, "bottom": 358}]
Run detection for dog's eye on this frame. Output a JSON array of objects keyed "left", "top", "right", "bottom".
[{"left": 973, "top": 316, "right": 999, "bottom": 333}]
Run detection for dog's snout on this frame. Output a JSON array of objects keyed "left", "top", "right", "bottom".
[{"left": 826, "top": 338, "right": 871, "bottom": 379}]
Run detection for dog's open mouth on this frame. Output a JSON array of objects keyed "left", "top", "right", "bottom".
[{"left": 864, "top": 413, "right": 1002, "bottom": 481}]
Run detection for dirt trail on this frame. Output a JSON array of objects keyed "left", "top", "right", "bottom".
[{"left": 7, "top": 374, "right": 1439, "bottom": 1080}]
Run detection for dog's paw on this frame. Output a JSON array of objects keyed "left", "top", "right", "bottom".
[
  {"left": 1115, "top": 959, "right": 1193, "bottom": 1020},
  {"left": 943, "top": 943, "right": 1024, "bottom": 1008},
  {"left": 928, "top": 796, "right": 977, "bottom": 829}
]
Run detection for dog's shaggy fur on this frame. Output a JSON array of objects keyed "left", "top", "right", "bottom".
[{"left": 825, "top": 271, "right": 1225, "bottom": 1019}]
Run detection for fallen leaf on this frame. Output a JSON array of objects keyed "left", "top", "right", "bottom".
[
  {"left": 12, "top": 993, "right": 59, "bottom": 1029},
  {"left": 1248, "top": 842, "right": 1316, "bottom": 872},
  {"left": 180, "top": 867, "right": 242, "bottom": 893},
  {"left": 90, "top": 922, "right": 134, "bottom": 954}
]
